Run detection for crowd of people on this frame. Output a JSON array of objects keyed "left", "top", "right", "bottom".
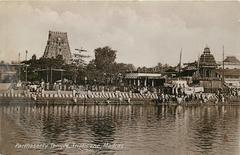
[
  {"left": 12, "top": 80, "right": 240, "bottom": 104},
  {"left": 156, "top": 87, "right": 240, "bottom": 104}
]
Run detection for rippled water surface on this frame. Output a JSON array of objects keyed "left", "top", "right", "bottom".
[{"left": 0, "top": 102, "right": 240, "bottom": 155}]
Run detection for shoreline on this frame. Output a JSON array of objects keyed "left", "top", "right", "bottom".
[
  {"left": 0, "top": 95, "right": 240, "bottom": 106},
  {"left": 0, "top": 90, "right": 240, "bottom": 106}
]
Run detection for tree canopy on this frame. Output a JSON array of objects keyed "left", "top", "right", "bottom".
[
  {"left": 20, "top": 46, "right": 137, "bottom": 85},
  {"left": 94, "top": 46, "right": 117, "bottom": 71}
]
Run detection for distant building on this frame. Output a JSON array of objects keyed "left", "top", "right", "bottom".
[
  {"left": 43, "top": 31, "right": 72, "bottom": 63},
  {"left": 216, "top": 56, "right": 240, "bottom": 88},
  {"left": 181, "top": 61, "right": 198, "bottom": 77},
  {"left": 215, "top": 69, "right": 240, "bottom": 88},
  {"left": 124, "top": 73, "right": 165, "bottom": 87},
  {"left": 217, "top": 56, "right": 240, "bottom": 69},
  {"left": 163, "top": 68, "right": 179, "bottom": 78}
]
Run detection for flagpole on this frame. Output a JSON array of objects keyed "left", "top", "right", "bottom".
[
  {"left": 179, "top": 48, "right": 182, "bottom": 74},
  {"left": 222, "top": 45, "right": 225, "bottom": 86}
]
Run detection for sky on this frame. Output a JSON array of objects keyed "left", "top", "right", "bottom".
[{"left": 0, "top": 1, "right": 240, "bottom": 67}]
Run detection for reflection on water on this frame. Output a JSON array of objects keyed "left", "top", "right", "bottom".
[{"left": 0, "top": 102, "right": 240, "bottom": 155}]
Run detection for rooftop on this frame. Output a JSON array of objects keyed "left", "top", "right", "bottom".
[
  {"left": 125, "top": 73, "right": 162, "bottom": 79},
  {"left": 224, "top": 56, "right": 240, "bottom": 65},
  {"left": 199, "top": 47, "right": 218, "bottom": 67}
]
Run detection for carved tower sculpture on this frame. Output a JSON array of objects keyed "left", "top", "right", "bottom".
[{"left": 43, "top": 31, "right": 71, "bottom": 63}]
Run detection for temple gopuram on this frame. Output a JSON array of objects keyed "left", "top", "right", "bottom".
[
  {"left": 198, "top": 46, "right": 219, "bottom": 78},
  {"left": 195, "top": 47, "right": 222, "bottom": 91},
  {"left": 43, "top": 31, "right": 72, "bottom": 64}
]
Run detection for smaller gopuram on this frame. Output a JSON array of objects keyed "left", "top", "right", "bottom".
[
  {"left": 43, "top": 31, "right": 72, "bottom": 63},
  {"left": 199, "top": 46, "right": 218, "bottom": 78},
  {"left": 198, "top": 46, "right": 222, "bottom": 91}
]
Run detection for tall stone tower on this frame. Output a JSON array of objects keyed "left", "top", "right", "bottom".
[{"left": 43, "top": 31, "right": 71, "bottom": 63}]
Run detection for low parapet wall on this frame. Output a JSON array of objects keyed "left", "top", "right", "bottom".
[{"left": 0, "top": 91, "right": 158, "bottom": 105}]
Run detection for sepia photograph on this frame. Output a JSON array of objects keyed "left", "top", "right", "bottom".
[{"left": 0, "top": 1, "right": 240, "bottom": 155}]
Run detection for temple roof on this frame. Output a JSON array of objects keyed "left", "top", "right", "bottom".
[
  {"left": 199, "top": 47, "right": 217, "bottom": 67},
  {"left": 125, "top": 73, "right": 162, "bottom": 79},
  {"left": 224, "top": 56, "right": 240, "bottom": 64}
]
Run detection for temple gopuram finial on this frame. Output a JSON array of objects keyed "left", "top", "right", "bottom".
[{"left": 203, "top": 45, "right": 210, "bottom": 54}]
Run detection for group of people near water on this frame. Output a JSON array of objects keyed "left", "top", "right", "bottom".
[
  {"left": 12, "top": 80, "right": 240, "bottom": 105},
  {"left": 156, "top": 87, "right": 240, "bottom": 104},
  {"left": 156, "top": 92, "right": 215, "bottom": 104}
]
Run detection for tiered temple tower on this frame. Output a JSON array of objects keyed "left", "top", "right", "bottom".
[
  {"left": 195, "top": 46, "right": 222, "bottom": 92},
  {"left": 43, "top": 31, "right": 71, "bottom": 63},
  {"left": 199, "top": 46, "right": 218, "bottom": 78}
]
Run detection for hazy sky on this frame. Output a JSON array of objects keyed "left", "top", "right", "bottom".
[{"left": 0, "top": 1, "right": 240, "bottom": 67}]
